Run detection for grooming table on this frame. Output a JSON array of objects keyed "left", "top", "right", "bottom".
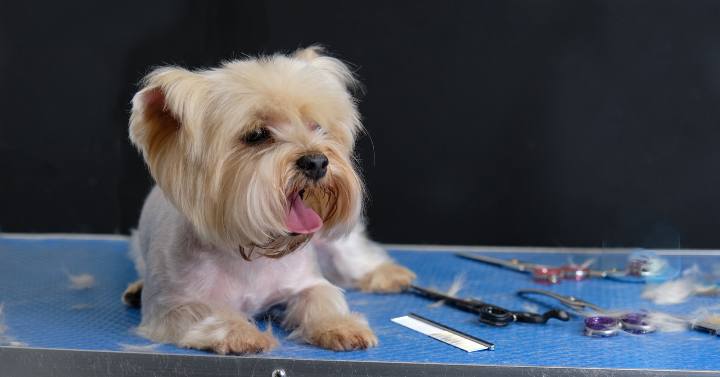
[{"left": 0, "top": 235, "right": 718, "bottom": 377}]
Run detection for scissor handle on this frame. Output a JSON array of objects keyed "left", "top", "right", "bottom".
[
  {"left": 515, "top": 309, "right": 570, "bottom": 324},
  {"left": 476, "top": 304, "right": 515, "bottom": 327}
]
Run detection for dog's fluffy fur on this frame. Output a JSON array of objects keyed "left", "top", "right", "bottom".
[{"left": 124, "top": 46, "right": 415, "bottom": 354}]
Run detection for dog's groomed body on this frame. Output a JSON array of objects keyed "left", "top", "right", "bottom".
[{"left": 124, "top": 47, "right": 415, "bottom": 354}]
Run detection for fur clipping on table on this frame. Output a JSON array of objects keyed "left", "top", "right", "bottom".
[
  {"left": 642, "top": 265, "right": 714, "bottom": 305},
  {"left": 429, "top": 273, "right": 466, "bottom": 308},
  {"left": 521, "top": 302, "right": 540, "bottom": 313},
  {"left": 0, "top": 304, "right": 27, "bottom": 347},
  {"left": 119, "top": 343, "right": 162, "bottom": 353},
  {"left": 645, "top": 311, "right": 689, "bottom": 332},
  {"left": 566, "top": 257, "right": 596, "bottom": 269},
  {"left": 688, "top": 304, "right": 720, "bottom": 330},
  {"left": 645, "top": 304, "right": 720, "bottom": 333},
  {"left": 67, "top": 272, "right": 96, "bottom": 290}
]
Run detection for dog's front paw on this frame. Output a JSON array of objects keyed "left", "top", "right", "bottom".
[
  {"left": 358, "top": 262, "right": 416, "bottom": 293},
  {"left": 180, "top": 317, "right": 278, "bottom": 355},
  {"left": 306, "top": 314, "right": 378, "bottom": 351},
  {"left": 216, "top": 322, "right": 278, "bottom": 355}
]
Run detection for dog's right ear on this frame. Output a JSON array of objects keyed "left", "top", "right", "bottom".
[{"left": 129, "top": 67, "right": 208, "bottom": 164}]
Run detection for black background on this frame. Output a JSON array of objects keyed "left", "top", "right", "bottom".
[{"left": 2, "top": 0, "right": 720, "bottom": 248}]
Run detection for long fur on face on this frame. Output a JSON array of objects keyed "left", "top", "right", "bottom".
[{"left": 129, "top": 47, "right": 364, "bottom": 256}]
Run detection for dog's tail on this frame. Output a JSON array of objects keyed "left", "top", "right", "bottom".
[{"left": 122, "top": 229, "right": 144, "bottom": 308}]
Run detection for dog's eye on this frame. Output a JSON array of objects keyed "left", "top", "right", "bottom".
[{"left": 243, "top": 127, "right": 272, "bottom": 145}]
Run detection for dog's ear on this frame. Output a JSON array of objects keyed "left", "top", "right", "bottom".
[
  {"left": 293, "top": 45, "right": 325, "bottom": 61},
  {"left": 293, "top": 46, "right": 359, "bottom": 91},
  {"left": 129, "top": 67, "right": 208, "bottom": 162}
]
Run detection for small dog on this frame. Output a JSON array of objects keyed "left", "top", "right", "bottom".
[{"left": 123, "top": 46, "right": 415, "bottom": 354}]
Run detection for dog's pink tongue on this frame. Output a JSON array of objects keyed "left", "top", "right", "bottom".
[{"left": 286, "top": 193, "right": 323, "bottom": 234}]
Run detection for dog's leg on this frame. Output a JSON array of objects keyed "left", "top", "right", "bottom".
[
  {"left": 138, "top": 302, "right": 277, "bottom": 354},
  {"left": 283, "top": 284, "right": 377, "bottom": 351},
  {"left": 356, "top": 261, "right": 417, "bottom": 293},
  {"left": 316, "top": 223, "right": 415, "bottom": 293}
]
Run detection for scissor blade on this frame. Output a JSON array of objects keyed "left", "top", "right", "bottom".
[
  {"left": 588, "top": 269, "right": 613, "bottom": 278},
  {"left": 456, "top": 252, "right": 535, "bottom": 273},
  {"left": 517, "top": 289, "right": 604, "bottom": 313}
]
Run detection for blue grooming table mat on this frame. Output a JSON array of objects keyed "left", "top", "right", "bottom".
[{"left": 0, "top": 235, "right": 719, "bottom": 377}]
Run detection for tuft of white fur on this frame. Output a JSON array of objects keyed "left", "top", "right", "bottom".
[
  {"left": 566, "top": 257, "right": 595, "bottom": 269},
  {"left": 429, "top": 273, "right": 466, "bottom": 308},
  {"left": 580, "top": 258, "right": 595, "bottom": 269},
  {"left": 645, "top": 303, "right": 720, "bottom": 333},
  {"left": 688, "top": 304, "right": 720, "bottom": 330},
  {"left": 67, "top": 273, "right": 96, "bottom": 290},
  {"left": 522, "top": 302, "right": 540, "bottom": 313},
  {"left": 0, "top": 304, "right": 27, "bottom": 347},
  {"left": 646, "top": 311, "right": 689, "bottom": 332},
  {"left": 642, "top": 265, "right": 712, "bottom": 305},
  {"left": 119, "top": 343, "right": 161, "bottom": 353}
]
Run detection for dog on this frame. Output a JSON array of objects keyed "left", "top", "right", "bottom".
[{"left": 122, "top": 46, "right": 416, "bottom": 354}]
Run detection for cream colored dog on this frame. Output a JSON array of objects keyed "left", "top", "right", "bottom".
[{"left": 122, "top": 46, "right": 415, "bottom": 354}]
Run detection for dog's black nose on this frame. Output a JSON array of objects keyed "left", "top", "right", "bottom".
[{"left": 296, "top": 154, "right": 329, "bottom": 180}]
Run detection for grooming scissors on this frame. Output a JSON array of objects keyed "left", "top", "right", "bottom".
[
  {"left": 517, "top": 289, "right": 720, "bottom": 336},
  {"left": 516, "top": 289, "right": 654, "bottom": 336},
  {"left": 408, "top": 285, "right": 569, "bottom": 327},
  {"left": 456, "top": 252, "right": 614, "bottom": 283},
  {"left": 458, "top": 251, "right": 677, "bottom": 284}
]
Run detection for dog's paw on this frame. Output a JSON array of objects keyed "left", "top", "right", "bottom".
[
  {"left": 215, "top": 324, "right": 278, "bottom": 355},
  {"left": 306, "top": 314, "right": 378, "bottom": 351},
  {"left": 180, "top": 317, "right": 278, "bottom": 355},
  {"left": 357, "top": 262, "right": 416, "bottom": 293}
]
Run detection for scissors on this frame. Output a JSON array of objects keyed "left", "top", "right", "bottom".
[
  {"left": 517, "top": 289, "right": 720, "bottom": 337},
  {"left": 408, "top": 284, "right": 569, "bottom": 327},
  {"left": 516, "top": 289, "right": 655, "bottom": 336},
  {"left": 456, "top": 252, "right": 614, "bottom": 284},
  {"left": 458, "top": 251, "right": 677, "bottom": 284}
]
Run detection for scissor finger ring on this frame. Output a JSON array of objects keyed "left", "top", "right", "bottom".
[
  {"left": 584, "top": 316, "right": 622, "bottom": 337},
  {"left": 620, "top": 312, "right": 656, "bottom": 334}
]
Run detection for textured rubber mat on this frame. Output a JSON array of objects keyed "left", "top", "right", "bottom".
[{"left": 0, "top": 236, "right": 718, "bottom": 371}]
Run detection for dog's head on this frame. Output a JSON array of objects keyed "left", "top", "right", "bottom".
[{"left": 129, "top": 47, "right": 363, "bottom": 259}]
